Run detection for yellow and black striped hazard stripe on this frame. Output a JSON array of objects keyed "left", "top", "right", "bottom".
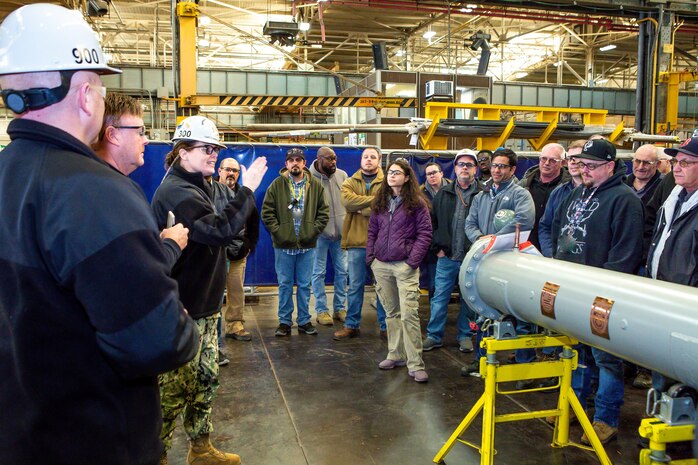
[{"left": 203, "top": 95, "right": 417, "bottom": 108}]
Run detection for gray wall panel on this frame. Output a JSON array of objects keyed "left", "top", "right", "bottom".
[
  {"left": 522, "top": 86, "right": 538, "bottom": 106},
  {"left": 267, "top": 74, "right": 288, "bottom": 95},
  {"left": 227, "top": 72, "right": 246, "bottom": 94},
  {"left": 287, "top": 75, "right": 307, "bottom": 95},
  {"left": 247, "top": 73, "right": 267, "bottom": 94},
  {"left": 210, "top": 71, "right": 228, "bottom": 94},
  {"left": 197, "top": 70, "right": 211, "bottom": 93},
  {"left": 538, "top": 87, "right": 553, "bottom": 107}
]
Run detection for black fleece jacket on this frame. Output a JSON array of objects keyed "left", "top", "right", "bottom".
[
  {"left": 0, "top": 119, "right": 198, "bottom": 465},
  {"left": 151, "top": 164, "right": 256, "bottom": 318}
]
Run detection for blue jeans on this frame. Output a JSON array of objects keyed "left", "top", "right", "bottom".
[
  {"left": 514, "top": 319, "right": 537, "bottom": 363},
  {"left": 572, "top": 344, "right": 624, "bottom": 428},
  {"left": 420, "top": 259, "right": 438, "bottom": 299},
  {"left": 311, "top": 236, "right": 348, "bottom": 314},
  {"left": 425, "top": 256, "right": 475, "bottom": 343},
  {"left": 274, "top": 249, "right": 314, "bottom": 326},
  {"left": 345, "top": 248, "right": 386, "bottom": 330}
]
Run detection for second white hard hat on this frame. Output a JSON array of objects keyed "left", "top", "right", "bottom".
[{"left": 173, "top": 116, "right": 226, "bottom": 149}]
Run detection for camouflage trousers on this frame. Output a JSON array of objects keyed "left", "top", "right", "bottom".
[{"left": 159, "top": 313, "right": 220, "bottom": 449}]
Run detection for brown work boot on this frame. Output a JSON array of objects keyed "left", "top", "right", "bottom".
[
  {"left": 225, "top": 321, "right": 251, "bottom": 342},
  {"left": 581, "top": 421, "right": 618, "bottom": 445},
  {"left": 333, "top": 327, "right": 360, "bottom": 340},
  {"left": 187, "top": 434, "right": 241, "bottom": 465}
]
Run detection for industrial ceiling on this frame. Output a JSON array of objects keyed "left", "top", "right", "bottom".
[{"left": 1, "top": 0, "right": 697, "bottom": 88}]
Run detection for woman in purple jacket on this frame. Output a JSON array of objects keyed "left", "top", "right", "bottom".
[{"left": 367, "top": 159, "right": 433, "bottom": 382}]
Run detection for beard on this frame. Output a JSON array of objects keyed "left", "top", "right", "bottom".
[{"left": 324, "top": 165, "right": 337, "bottom": 175}]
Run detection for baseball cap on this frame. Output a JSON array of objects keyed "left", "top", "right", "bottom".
[
  {"left": 454, "top": 149, "right": 477, "bottom": 165},
  {"left": 578, "top": 139, "right": 616, "bottom": 162},
  {"left": 665, "top": 137, "right": 698, "bottom": 158},
  {"left": 286, "top": 147, "right": 305, "bottom": 161}
]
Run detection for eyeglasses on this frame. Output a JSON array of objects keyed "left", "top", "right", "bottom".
[
  {"left": 425, "top": 170, "right": 441, "bottom": 176},
  {"left": 540, "top": 157, "right": 562, "bottom": 164},
  {"left": 112, "top": 125, "right": 147, "bottom": 137},
  {"left": 491, "top": 163, "right": 512, "bottom": 170},
  {"left": 319, "top": 155, "right": 337, "bottom": 161},
  {"left": 455, "top": 162, "right": 476, "bottom": 169},
  {"left": 220, "top": 167, "right": 240, "bottom": 174},
  {"left": 187, "top": 145, "right": 221, "bottom": 155},
  {"left": 387, "top": 169, "right": 405, "bottom": 176},
  {"left": 567, "top": 157, "right": 580, "bottom": 164},
  {"left": 633, "top": 159, "right": 657, "bottom": 167},
  {"left": 577, "top": 161, "right": 610, "bottom": 171},
  {"left": 90, "top": 85, "right": 107, "bottom": 100},
  {"left": 670, "top": 158, "right": 698, "bottom": 168}
]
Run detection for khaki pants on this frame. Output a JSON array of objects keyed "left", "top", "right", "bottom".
[
  {"left": 224, "top": 257, "right": 246, "bottom": 334},
  {"left": 371, "top": 259, "right": 424, "bottom": 372}
]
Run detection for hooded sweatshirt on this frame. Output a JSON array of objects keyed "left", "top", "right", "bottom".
[
  {"left": 309, "top": 161, "right": 348, "bottom": 241},
  {"left": 552, "top": 163, "right": 643, "bottom": 273}
]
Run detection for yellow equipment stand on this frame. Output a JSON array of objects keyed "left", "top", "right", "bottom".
[
  {"left": 433, "top": 334, "right": 612, "bottom": 465},
  {"left": 638, "top": 418, "right": 697, "bottom": 465}
]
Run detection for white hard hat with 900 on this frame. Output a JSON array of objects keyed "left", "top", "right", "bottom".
[{"left": 0, "top": 3, "right": 121, "bottom": 113}]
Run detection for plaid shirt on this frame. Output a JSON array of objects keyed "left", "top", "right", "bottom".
[{"left": 282, "top": 176, "right": 311, "bottom": 256}]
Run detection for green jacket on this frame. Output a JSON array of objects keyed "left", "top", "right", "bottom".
[
  {"left": 261, "top": 168, "right": 329, "bottom": 249},
  {"left": 340, "top": 168, "right": 384, "bottom": 249}
]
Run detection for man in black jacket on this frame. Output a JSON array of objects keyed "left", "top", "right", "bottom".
[
  {"left": 218, "top": 157, "right": 260, "bottom": 341},
  {"left": 552, "top": 138, "right": 643, "bottom": 446},
  {"left": 0, "top": 5, "right": 199, "bottom": 465},
  {"left": 423, "top": 149, "right": 480, "bottom": 353}
]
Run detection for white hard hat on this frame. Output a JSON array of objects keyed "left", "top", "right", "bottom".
[
  {"left": 0, "top": 3, "right": 121, "bottom": 75},
  {"left": 173, "top": 116, "right": 226, "bottom": 148}
]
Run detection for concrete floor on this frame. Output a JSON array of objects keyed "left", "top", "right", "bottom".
[{"left": 165, "top": 290, "right": 672, "bottom": 465}]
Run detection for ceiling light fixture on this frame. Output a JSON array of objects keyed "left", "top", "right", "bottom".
[
  {"left": 423, "top": 29, "right": 436, "bottom": 39},
  {"left": 599, "top": 44, "right": 616, "bottom": 52},
  {"left": 396, "top": 50, "right": 405, "bottom": 57},
  {"left": 460, "top": 8, "right": 473, "bottom": 13},
  {"left": 199, "top": 16, "right": 211, "bottom": 26},
  {"left": 299, "top": 22, "right": 310, "bottom": 31}
]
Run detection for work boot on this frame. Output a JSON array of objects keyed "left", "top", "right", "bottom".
[
  {"left": 316, "top": 312, "right": 334, "bottom": 326},
  {"left": 159, "top": 452, "right": 168, "bottom": 465},
  {"left": 333, "top": 327, "right": 359, "bottom": 340},
  {"left": 187, "top": 434, "right": 241, "bottom": 465},
  {"left": 581, "top": 421, "right": 618, "bottom": 445},
  {"left": 334, "top": 310, "right": 347, "bottom": 322},
  {"left": 225, "top": 321, "right": 251, "bottom": 342},
  {"left": 632, "top": 371, "right": 653, "bottom": 389}
]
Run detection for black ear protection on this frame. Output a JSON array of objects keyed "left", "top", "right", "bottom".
[{"left": 1, "top": 71, "right": 75, "bottom": 114}]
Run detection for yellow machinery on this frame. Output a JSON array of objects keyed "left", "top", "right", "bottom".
[
  {"left": 639, "top": 418, "right": 696, "bottom": 465},
  {"left": 656, "top": 71, "right": 698, "bottom": 134},
  {"left": 420, "top": 102, "right": 623, "bottom": 151},
  {"left": 434, "top": 332, "right": 612, "bottom": 465}
]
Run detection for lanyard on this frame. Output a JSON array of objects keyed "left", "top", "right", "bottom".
[
  {"left": 567, "top": 187, "right": 598, "bottom": 233},
  {"left": 455, "top": 184, "right": 470, "bottom": 208},
  {"left": 288, "top": 177, "right": 305, "bottom": 203}
]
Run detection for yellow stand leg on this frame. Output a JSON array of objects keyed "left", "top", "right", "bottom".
[{"left": 433, "top": 335, "right": 613, "bottom": 465}]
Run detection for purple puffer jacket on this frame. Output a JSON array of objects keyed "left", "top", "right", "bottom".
[{"left": 366, "top": 200, "right": 432, "bottom": 269}]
